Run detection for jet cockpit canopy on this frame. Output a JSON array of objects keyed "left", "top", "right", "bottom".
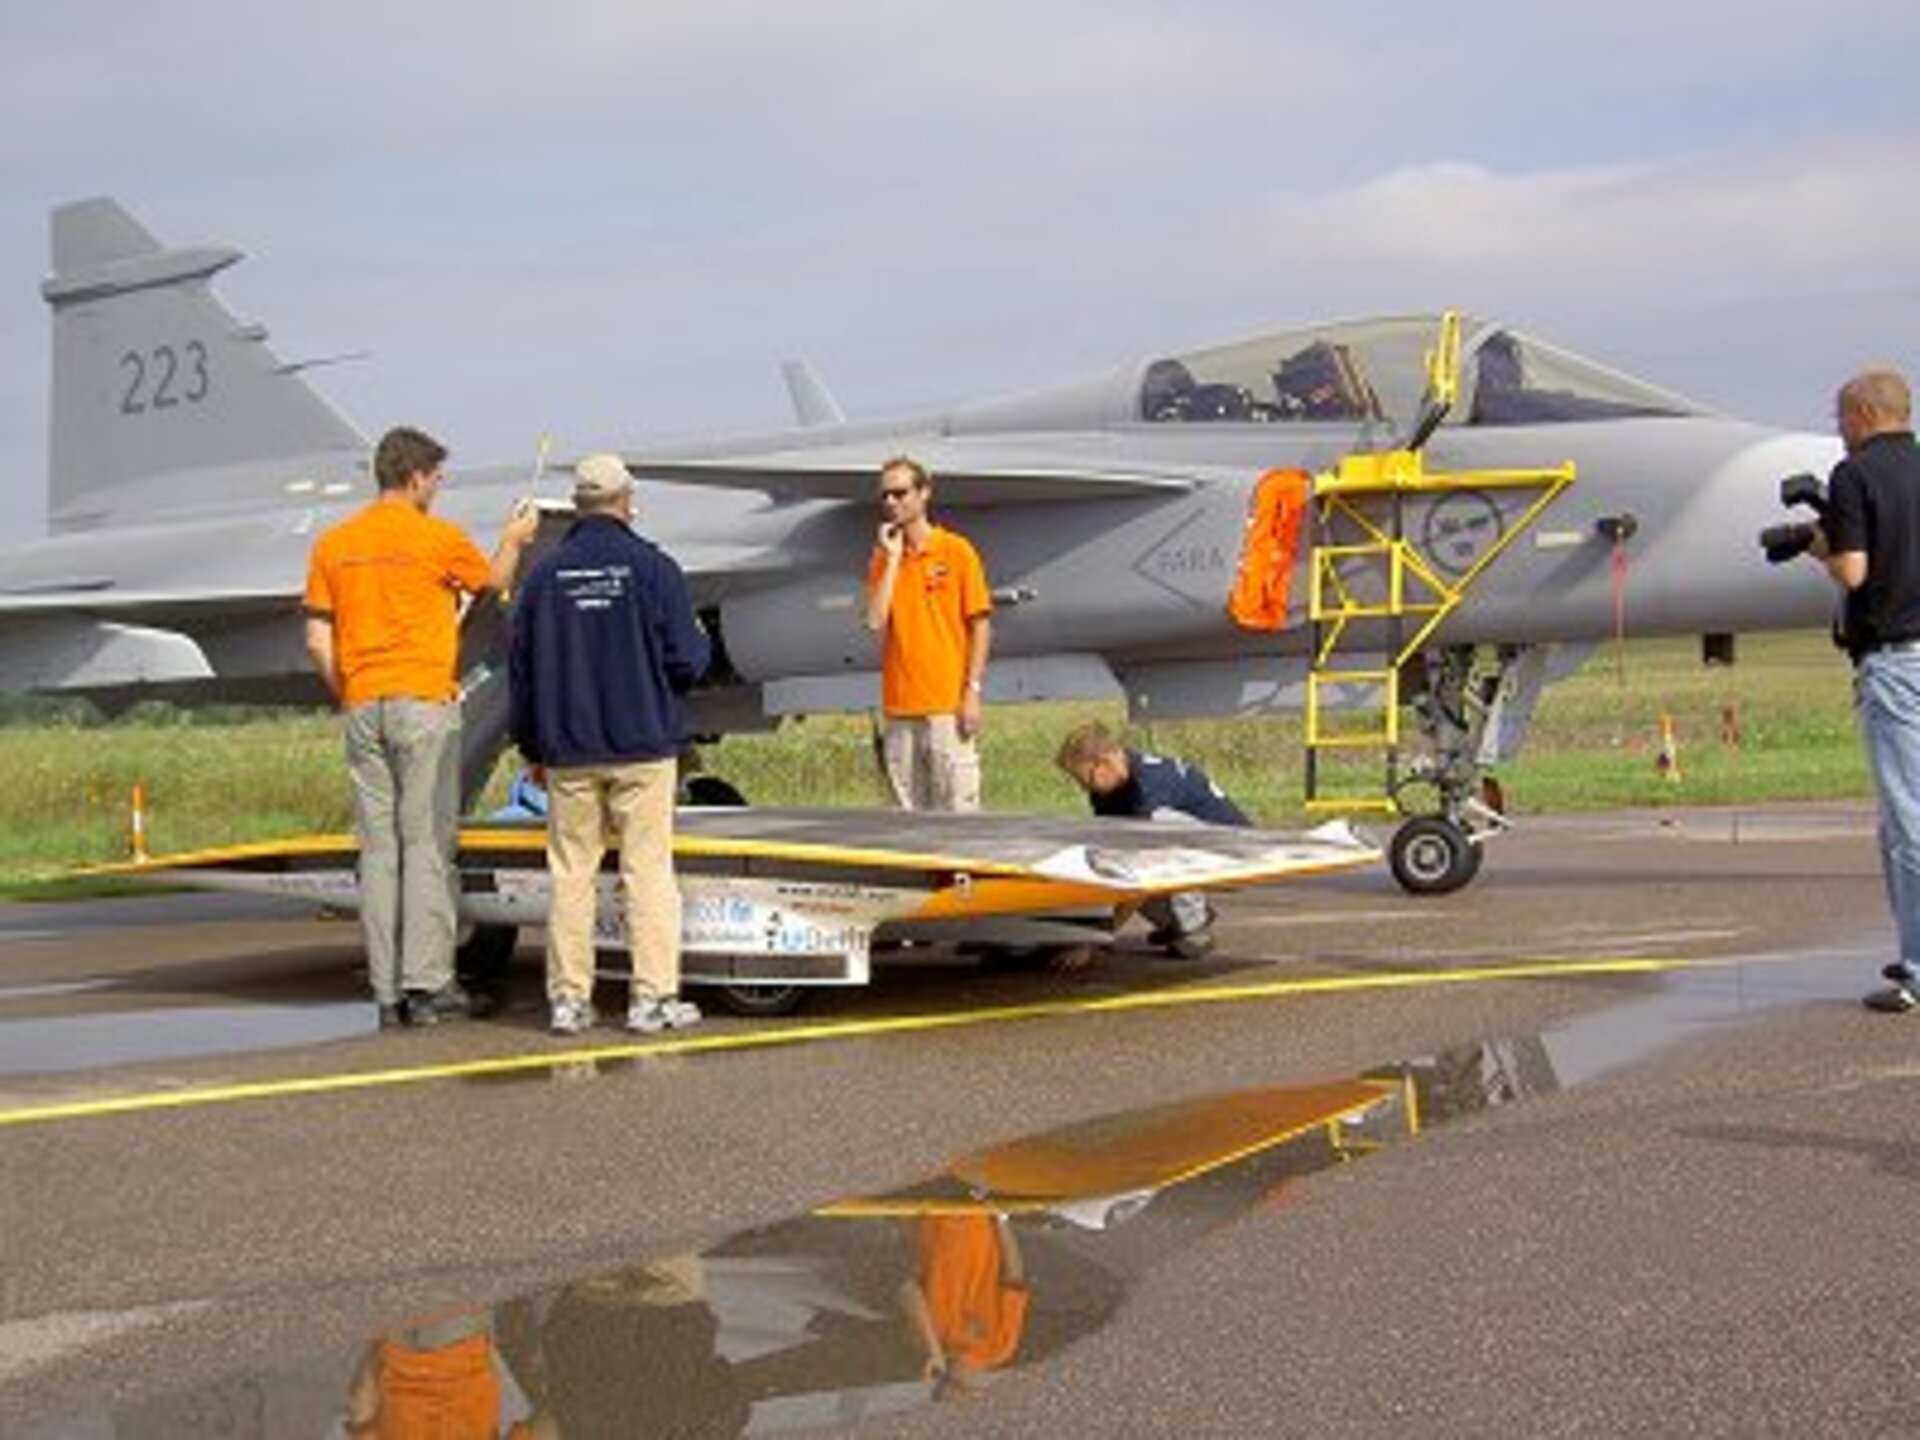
[{"left": 1137, "top": 314, "right": 1710, "bottom": 436}]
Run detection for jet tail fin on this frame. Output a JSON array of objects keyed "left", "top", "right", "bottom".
[
  {"left": 42, "top": 197, "right": 366, "bottom": 532},
  {"left": 781, "top": 357, "right": 846, "bottom": 427}
]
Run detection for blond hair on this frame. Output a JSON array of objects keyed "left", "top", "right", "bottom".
[
  {"left": 1056, "top": 719, "right": 1122, "bottom": 773},
  {"left": 878, "top": 455, "right": 930, "bottom": 491}
]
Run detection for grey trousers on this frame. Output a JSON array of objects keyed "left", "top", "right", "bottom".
[{"left": 344, "top": 699, "right": 462, "bottom": 1004}]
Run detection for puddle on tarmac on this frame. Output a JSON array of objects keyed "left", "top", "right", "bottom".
[
  {"left": 0, "top": 977, "right": 113, "bottom": 1003},
  {"left": 12, "top": 952, "right": 1868, "bottom": 1436},
  {"left": 0, "top": 1002, "right": 374, "bottom": 1077}
]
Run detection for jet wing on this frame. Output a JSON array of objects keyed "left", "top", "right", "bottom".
[
  {"left": 622, "top": 435, "right": 1231, "bottom": 505},
  {"left": 0, "top": 589, "right": 301, "bottom": 692},
  {"left": 0, "top": 586, "right": 296, "bottom": 620}
]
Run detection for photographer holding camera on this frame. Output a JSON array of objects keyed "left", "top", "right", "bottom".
[{"left": 1806, "top": 370, "right": 1920, "bottom": 1012}]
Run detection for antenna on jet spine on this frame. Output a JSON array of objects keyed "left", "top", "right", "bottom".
[{"left": 526, "top": 434, "right": 554, "bottom": 501}]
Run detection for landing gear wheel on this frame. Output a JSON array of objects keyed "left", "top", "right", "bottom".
[
  {"left": 708, "top": 983, "right": 807, "bottom": 1017},
  {"left": 1451, "top": 829, "right": 1484, "bottom": 889},
  {"left": 455, "top": 923, "right": 520, "bottom": 986},
  {"left": 1388, "top": 816, "right": 1481, "bottom": 895}
]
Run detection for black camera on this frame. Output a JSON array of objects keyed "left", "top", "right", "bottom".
[{"left": 1758, "top": 471, "right": 1828, "bottom": 565}]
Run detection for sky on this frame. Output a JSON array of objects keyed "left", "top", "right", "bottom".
[{"left": 3, "top": 2, "right": 1919, "bottom": 545}]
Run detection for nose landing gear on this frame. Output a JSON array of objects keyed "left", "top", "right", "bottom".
[{"left": 1387, "top": 814, "right": 1482, "bottom": 895}]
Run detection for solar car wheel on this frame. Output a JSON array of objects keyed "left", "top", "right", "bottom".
[{"left": 707, "top": 982, "right": 808, "bottom": 1017}]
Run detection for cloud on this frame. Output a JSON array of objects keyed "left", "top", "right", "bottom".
[{"left": 2, "top": 3, "right": 1918, "bottom": 542}]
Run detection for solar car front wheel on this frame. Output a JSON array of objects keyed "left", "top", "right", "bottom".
[{"left": 707, "top": 983, "right": 808, "bottom": 1017}]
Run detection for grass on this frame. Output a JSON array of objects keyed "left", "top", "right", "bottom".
[
  {"left": 0, "top": 630, "right": 1871, "bottom": 894},
  {"left": 710, "top": 630, "right": 1870, "bottom": 818}
]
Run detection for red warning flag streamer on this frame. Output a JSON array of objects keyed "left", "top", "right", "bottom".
[
  {"left": 1607, "top": 531, "right": 1634, "bottom": 751},
  {"left": 1610, "top": 535, "right": 1631, "bottom": 690}
]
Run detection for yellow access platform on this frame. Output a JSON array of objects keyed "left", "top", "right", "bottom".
[{"left": 1302, "top": 312, "right": 1575, "bottom": 817}]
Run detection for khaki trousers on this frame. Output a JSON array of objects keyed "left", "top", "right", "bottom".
[
  {"left": 881, "top": 714, "right": 981, "bottom": 812},
  {"left": 545, "top": 758, "right": 682, "bottom": 1004}
]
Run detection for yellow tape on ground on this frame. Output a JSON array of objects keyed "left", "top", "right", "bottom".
[{"left": 0, "top": 953, "right": 1778, "bottom": 1129}]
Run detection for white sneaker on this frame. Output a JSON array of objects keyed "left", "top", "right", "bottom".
[
  {"left": 627, "top": 995, "right": 702, "bottom": 1034},
  {"left": 549, "top": 997, "right": 598, "bottom": 1035}
]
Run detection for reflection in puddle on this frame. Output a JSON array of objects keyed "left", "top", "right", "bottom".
[
  {"left": 0, "top": 1003, "right": 373, "bottom": 1077},
  {"left": 17, "top": 954, "right": 1861, "bottom": 1436},
  {"left": 0, "top": 977, "right": 113, "bottom": 1002},
  {"left": 22, "top": 1083, "right": 1401, "bottom": 1438}
]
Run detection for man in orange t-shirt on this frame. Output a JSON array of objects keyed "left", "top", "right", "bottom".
[
  {"left": 900, "top": 1212, "right": 1030, "bottom": 1398},
  {"left": 863, "top": 456, "right": 993, "bottom": 811},
  {"left": 304, "top": 425, "right": 537, "bottom": 1027},
  {"left": 345, "top": 1323, "right": 502, "bottom": 1438}
]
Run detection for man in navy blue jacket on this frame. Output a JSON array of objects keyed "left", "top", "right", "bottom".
[
  {"left": 509, "top": 455, "right": 710, "bottom": 1036},
  {"left": 1056, "top": 719, "right": 1250, "bottom": 958}
]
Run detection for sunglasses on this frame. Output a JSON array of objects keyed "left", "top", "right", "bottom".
[{"left": 880, "top": 487, "right": 915, "bottom": 501}]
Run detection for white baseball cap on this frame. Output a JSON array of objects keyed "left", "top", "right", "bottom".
[{"left": 573, "top": 453, "right": 636, "bottom": 505}]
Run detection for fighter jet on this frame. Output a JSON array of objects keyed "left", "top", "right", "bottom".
[{"left": 2, "top": 198, "right": 1843, "bottom": 890}]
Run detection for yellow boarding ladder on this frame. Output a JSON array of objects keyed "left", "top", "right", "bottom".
[{"left": 1303, "top": 315, "right": 1575, "bottom": 814}]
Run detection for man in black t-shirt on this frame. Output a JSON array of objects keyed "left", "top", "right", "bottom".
[{"left": 1810, "top": 370, "right": 1920, "bottom": 1012}]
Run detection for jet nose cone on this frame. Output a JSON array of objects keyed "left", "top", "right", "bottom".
[
  {"left": 1764, "top": 430, "right": 1843, "bottom": 481},
  {"left": 1682, "top": 429, "right": 1845, "bottom": 631},
  {"left": 1717, "top": 430, "right": 1844, "bottom": 530}
]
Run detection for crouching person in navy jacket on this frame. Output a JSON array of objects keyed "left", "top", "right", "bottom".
[
  {"left": 509, "top": 455, "right": 711, "bottom": 1036},
  {"left": 1056, "top": 720, "right": 1251, "bottom": 958}
]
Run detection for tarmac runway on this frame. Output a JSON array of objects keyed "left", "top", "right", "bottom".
[{"left": 2, "top": 801, "right": 1916, "bottom": 1437}]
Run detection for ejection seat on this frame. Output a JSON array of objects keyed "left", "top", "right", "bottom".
[{"left": 1271, "top": 340, "right": 1381, "bottom": 421}]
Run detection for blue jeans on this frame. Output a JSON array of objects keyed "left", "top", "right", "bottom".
[{"left": 1856, "top": 649, "right": 1920, "bottom": 968}]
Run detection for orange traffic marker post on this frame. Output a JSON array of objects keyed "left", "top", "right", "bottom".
[
  {"left": 1655, "top": 712, "right": 1682, "bottom": 783},
  {"left": 129, "top": 781, "right": 149, "bottom": 863}
]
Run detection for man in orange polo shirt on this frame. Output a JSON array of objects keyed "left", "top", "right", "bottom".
[
  {"left": 864, "top": 456, "right": 993, "bottom": 811},
  {"left": 899, "top": 1212, "right": 1030, "bottom": 1398},
  {"left": 304, "top": 426, "right": 538, "bottom": 1027}
]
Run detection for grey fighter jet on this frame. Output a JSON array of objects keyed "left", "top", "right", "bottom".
[{"left": 1, "top": 198, "right": 1843, "bottom": 888}]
